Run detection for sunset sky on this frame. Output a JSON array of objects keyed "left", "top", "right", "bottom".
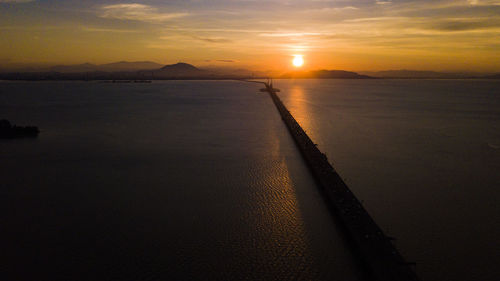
[{"left": 1, "top": 0, "right": 500, "bottom": 71}]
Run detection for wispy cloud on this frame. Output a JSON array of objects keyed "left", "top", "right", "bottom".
[
  {"left": 0, "top": 0, "right": 35, "bottom": 3},
  {"left": 205, "top": 59, "right": 237, "bottom": 63},
  {"left": 3, "top": 0, "right": 500, "bottom": 71},
  {"left": 159, "top": 34, "right": 232, "bottom": 44},
  {"left": 343, "top": 17, "right": 410, "bottom": 23},
  {"left": 311, "top": 6, "right": 359, "bottom": 11},
  {"left": 0, "top": 25, "right": 66, "bottom": 30},
  {"left": 99, "top": 3, "right": 188, "bottom": 23},
  {"left": 80, "top": 26, "right": 139, "bottom": 33},
  {"left": 191, "top": 35, "right": 232, "bottom": 43},
  {"left": 259, "top": 32, "right": 322, "bottom": 37},
  {"left": 424, "top": 18, "right": 500, "bottom": 31}
]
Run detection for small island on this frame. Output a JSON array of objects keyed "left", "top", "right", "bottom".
[{"left": 0, "top": 119, "right": 39, "bottom": 139}]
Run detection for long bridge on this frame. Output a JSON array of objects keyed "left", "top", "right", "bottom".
[{"left": 250, "top": 79, "right": 420, "bottom": 281}]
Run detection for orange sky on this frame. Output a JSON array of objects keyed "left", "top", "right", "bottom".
[{"left": 1, "top": 0, "right": 500, "bottom": 72}]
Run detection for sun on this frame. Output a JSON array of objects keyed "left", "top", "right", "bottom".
[{"left": 292, "top": 55, "right": 304, "bottom": 67}]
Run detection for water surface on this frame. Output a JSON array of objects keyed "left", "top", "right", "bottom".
[
  {"left": 278, "top": 79, "right": 500, "bottom": 281},
  {"left": 0, "top": 81, "right": 364, "bottom": 281}
]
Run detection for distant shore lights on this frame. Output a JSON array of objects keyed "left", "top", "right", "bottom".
[{"left": 292, "top": 55, "right": 304, "bottom": 67}]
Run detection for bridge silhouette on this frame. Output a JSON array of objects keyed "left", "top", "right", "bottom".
[{"left": 247, "top": 79, "right": 420, "bottom": 281}]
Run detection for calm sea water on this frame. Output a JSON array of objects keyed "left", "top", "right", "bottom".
[
  {"left": 1, "top": 80, "right": 499, "bottom": 281},
  {"left": 278, "top": 79, "right": 500, "bottom": 281},
  {"left": 0, "top": 81, "right": 364, "bottom": 281}
]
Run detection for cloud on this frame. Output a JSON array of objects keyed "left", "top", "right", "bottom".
[
  {"left": 99, "top": 3, "right": 187, "bottom": 23},
  {"left": 313, "top": 6, "right": 359, "bottom": 11},
  {"left": 259, "top": 32, "right": 322, "bottom": 37},
  {"left": 0, "top": 25, "right": 66, "bottom": 30},
  {"left": 80, "top": 26, "right": 139, "bottom": 33},
  {"left": 190, "top": 35, "right": 232, "bottom": 43},
  {"left": 205, "top": 59, "right": 237, "bottom": 63},
  {"left": 343, "top": 17, "right": 409, "bottom": 23},
  {"left": 424, "top": 18, "right": 500, "bottom": 31},
  {"left": 0, "top": 0, "right": 34, "bottom": 3},
  {"left": 159, "top": 34, "right": 233, "bottom": 45}
]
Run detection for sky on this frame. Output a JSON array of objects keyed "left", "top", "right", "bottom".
[{"left": 1, "top": 0, "right": 500, "bottom": 72}]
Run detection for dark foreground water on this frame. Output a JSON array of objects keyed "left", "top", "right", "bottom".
[
  {"left": 2, "top": 80, "right": 499, "bottom": 281},
  {"left": 0, "top": 81, "right": 364, "bottom": 281},
  {"left": 278, "top": 79, "right": 500, "bottom": 281}
]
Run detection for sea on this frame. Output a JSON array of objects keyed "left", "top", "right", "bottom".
[{"left": 1, "top": 79, "right": 499, "bottom": 281}]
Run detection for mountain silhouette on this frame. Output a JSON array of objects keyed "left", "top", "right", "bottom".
[
  {"left": 485, "top": 73, "right": 500, "bottom": 79},
  {"left": 358, "top": 70, "right": 483, "bottom": 79},
  {"left": 160, "top": 63, "right": 203, "bottom": 73},
  {"left": 151, "top": 63, "right": 208, "bottom": 78},
  {"left": 50, "top": 63, "right": 97, "bottom": 73},
  {"left": 99, "top": 61, "right": 163, "bottom": 72}
]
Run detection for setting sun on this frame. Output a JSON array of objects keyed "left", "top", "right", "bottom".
[{"left": 292, "top": 55, "right": 304, "bottom": 67}]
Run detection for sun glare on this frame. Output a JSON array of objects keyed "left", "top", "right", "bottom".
[{"left": 292, "top": 55, "right": 304, "bottom": 67}]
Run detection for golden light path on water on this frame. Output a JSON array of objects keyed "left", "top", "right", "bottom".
[
  {"left": 245, "top": 116, "right": 314, "bottom": 278},
  {"left": 287, "top": 85, "right": 312, "bottom": 133}
]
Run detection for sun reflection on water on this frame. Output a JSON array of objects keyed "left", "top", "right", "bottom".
[
  {"left": 287, "top": 85, "right": 312, "bottom": 133},
  {"left": 242, "top": 117, "right": 315, "bottom": 278}
]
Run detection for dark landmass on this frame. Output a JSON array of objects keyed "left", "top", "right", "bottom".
[
  {"left": 2, "top": 62, "right": 498, "bottom": 80},
  {"left": 101, "top": 80, "right": 152, "bottom": 83},
  {"left": 50, "top": 63, "right": 97, "bottom": 73},
  {"left": 98, "top": 61, "right": 164, "bottom": 72},
  {"left": 281, "top": 70, "right": 373, "bottom": 79},
  {"left": 159, "top": 62, "right": 202, "bottom": 73},
  {"left": 0, "top": 119, "right": 39, "bottom": 139},
  {"left": 359, "top": 70, "right": 499, "bottom": 79},
  {"left": 0, "top": 62, "right": 374, "bottom": 80},
  {"left": 0, "top": 62, "right": 255, "bottom": 80},
  {"left": 484, "top": 73, "right": 500, "bottom": 79},
  {"left": 149, "top": 62, "right": 210, "bottom": 79}
]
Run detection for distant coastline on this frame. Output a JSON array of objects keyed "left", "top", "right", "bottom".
[{"left": 0, "top": 62, "right": 498, "bottom": 81}]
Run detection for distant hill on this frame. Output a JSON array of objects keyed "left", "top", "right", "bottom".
[
  {"left": 0, "top": 64, "right": 372, "bottom": 80},
  {"left": 359, "top": 70, "right": 482, "bottom": 79},
  {"left": 484, "top": 73, "right": 500, "bottom": 79},
  {"left": 149, "top": 63, "right": 210, "bottom": 78},
  {"left": 159, "top": 63, "right": 203, "bottom": 74},
  {"left": 50, "top": 63, "right": 98, "bottom": 73},
  {"left": 281, "top": 70, "right": 372, "bottom": 79},
  {"left": 99, "top": 61, "right": 163, "bottom": 72},
  {"left": 311, "top": 70, "right": 373, "bottom": 79},
  {"left": 50, "top": 61, "right": 163, "bottom": 73},
  {"left": 2, "top": 62, "right": 498, "bottom": 80}
]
